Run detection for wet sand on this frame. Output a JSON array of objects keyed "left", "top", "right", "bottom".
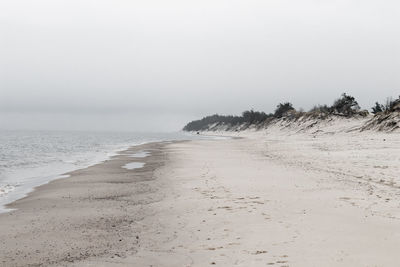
[{"left": 0, "top": 141, "right": 172, "bottom": 266}]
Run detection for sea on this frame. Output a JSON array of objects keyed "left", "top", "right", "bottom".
[{"left": 0, "top": 130, "right": 205, "bottom": 212}]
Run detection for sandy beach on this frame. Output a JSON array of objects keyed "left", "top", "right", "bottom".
[
  {"left": 1, "top": 131, "right": 400, "bottom": 266},
  {"left": 3, "top": 0, "right": 399, "bottom": 265},
  {"left": 0, "top": 142, "right": 171, "bottom": 266}
]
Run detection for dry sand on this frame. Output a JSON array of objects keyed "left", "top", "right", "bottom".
[{"left": 1, "top": 129, "right": 400, "bottom": 266}]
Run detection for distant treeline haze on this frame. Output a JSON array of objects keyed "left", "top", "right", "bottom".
[{"left": 183, "top": 93, "right": 400, "bottom": 131}]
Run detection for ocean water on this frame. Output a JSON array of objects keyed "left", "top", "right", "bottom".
[{"left": 0, "top": 130, "right": 200, "bottom": 212}]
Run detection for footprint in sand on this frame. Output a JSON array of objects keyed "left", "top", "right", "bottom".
[{"left": 252, "top": 250, "right": 268, "bottom": 255}]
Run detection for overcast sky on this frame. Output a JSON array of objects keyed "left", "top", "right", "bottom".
[{"left": 1, "top": 0, "right": 399, "bottom": 131}]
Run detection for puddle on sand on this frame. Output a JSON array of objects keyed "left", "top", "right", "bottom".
[{"left": 122, "top": 162, "right": 145, "bottom": 170}]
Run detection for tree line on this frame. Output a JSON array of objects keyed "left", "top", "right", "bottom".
[{"left": 183, "top": 93, "right": 400, "bottom": 131}]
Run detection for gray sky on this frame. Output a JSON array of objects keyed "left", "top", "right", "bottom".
[{"left": 1, "top": 0, "right": 399, "bottom": 131}]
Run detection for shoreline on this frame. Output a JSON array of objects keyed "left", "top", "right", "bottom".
[
  {"left": 0, "top": 142, "right": 144, "bottom": 214},
  {"left": 0, "top": 131, "right": 203, "bottom": 213},
  {"left": 0, "top": 132, "right": 223, "bottom": 214},
  {"left": 0, "top": 141, "right": 175, "bottom": 266},
  {"left": 0, "top": 134, "right": 197, "bottom": 214}
]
